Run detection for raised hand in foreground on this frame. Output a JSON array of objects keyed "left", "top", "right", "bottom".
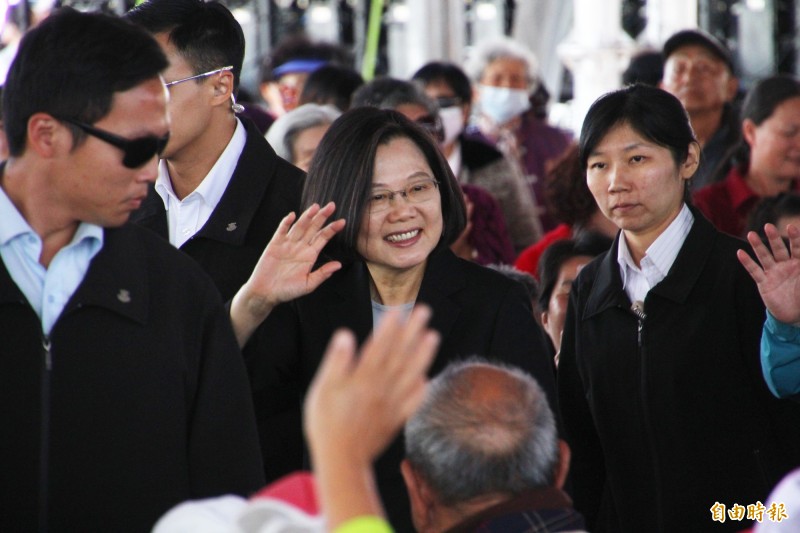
[{"left": 305, "top": 306, "right": 440, "bottom": 530}]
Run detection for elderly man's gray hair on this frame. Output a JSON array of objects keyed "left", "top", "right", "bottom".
[
  {"left": 404, "top": 358, "right": 557, "bottom": 506},
  {"left": 465, "top": 36, "right": 540, "bottom": 91}
]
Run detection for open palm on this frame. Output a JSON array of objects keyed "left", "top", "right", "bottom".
[
  {"left": 231, "top": 202, "right": 345, "bottom": 346},
  {"left": 738, "top": 223, "right": 800, "bottom": 324}
]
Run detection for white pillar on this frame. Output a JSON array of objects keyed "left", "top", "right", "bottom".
[
  {"left": 643, "top": 0, "right": 698, "bottom": 48},
  {"left": 557, "top": 0, "right": 636, "bottom": 134},
  {"left": 387, "top": 0, "right": 467, "bottom": 78}
]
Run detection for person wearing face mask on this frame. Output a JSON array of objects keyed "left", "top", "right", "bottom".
[
  {"left": 412, "top": 61, "right": 541, "bottom": 253},
  {"left": 466, "top": 37, "right": 572, "bottom": 232}
]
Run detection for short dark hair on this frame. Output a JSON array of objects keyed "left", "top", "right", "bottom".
[
  {"left": 536, "top": 234, "right": 612, "bottom": 314},
  {"left": 3, "top": 7, "right": 168, "bottom": 156},
  {"left": 747, "top": 192, "right": 800, "bottom": 243},
  {"left": 411, "top": 61, "right": 473, "bottom": 104},
  {"left": 298, "top": 64, "right": 364, "bottom": 111},
  {"left": 579, "top": 84, "right": 695, "bottom": 169},
  {"left": 302, "top": 107, "right": 466, "bottom": 263},
  {"left": 125, "top": 0, "right": 245, "bottom": 92},
  {"left": 351, "top": 77, "right": 437, "bottom": 114},
  {"left": 579, "top": 84, "right": 697, "bottom": 199}
]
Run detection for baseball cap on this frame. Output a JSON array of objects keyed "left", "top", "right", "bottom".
[{"left": 663, "top": 29, "right": 735, "bottom": 73}]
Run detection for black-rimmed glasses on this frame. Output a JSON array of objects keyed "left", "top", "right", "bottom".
[
  {"left": 164, "top": 66, "right": 234, "bottom": 88},
  {"left": 59, "top": 117, "right": 169, "bottom": 169}
]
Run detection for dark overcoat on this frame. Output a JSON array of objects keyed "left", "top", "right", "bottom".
[{"left": 558, "top": 209, "right": 800, "bottom": 532}]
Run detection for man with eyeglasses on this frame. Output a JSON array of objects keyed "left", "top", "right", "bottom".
[
  {"left": 125, "top": 0, "right": 305, "bottom": 303},
  {"left": 659, "top": 29, "right": 741, "bottom": 189},
  {"left": 0, "top": 8, "right": 266, "bottom": 532}
]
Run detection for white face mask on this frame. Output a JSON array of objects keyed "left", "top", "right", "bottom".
[
  {"left": 438, "top": 106, "right": 464, "bottom": 147},
  {"left": 478, "top": 85, "right": 531, "bottom": 125}
]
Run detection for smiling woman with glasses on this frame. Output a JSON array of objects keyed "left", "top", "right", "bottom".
[
  {"left": 238, "top": 106, "right": 558, "bottom": 532},
  {"left": 57, "top": 116, "right": 169, "bottom": 169}
]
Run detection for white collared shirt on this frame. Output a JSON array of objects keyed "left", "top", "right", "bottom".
[
  {"left": 155, "top": 118, "right": 247, "bottom": 248},
  {"left": 0, "top": 186, "right": 103, "bottom": 335},
  {"left": 617, "top": 203, "right": 694, "bottom": 304},
  {"left": 446, "top": 141, "right": 463, "bottom": 179}
]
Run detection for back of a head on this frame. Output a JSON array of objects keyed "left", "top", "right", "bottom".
[
  {"left": 537, "top": 235, "right": 611, "bottom": 313},
  {"left": 299, "top": 64, "right": 364, "bottom": 111},
  {"left": 748, "top": 192, "right": 800, "bottom": 240},
  {"left": 623, "top": 50, "right": 664, "bottom": 87},
  {"left": 405, "top": 359, "right": 558, "bottom": 506},
  {"left": 579, "top": 84, "right": 696, "bottom": 170},
  {"left": 3, "top": 7, "right": 168, "bottom": 156},
  {"left": 125, "top": 0, "right": 245, "bottom": 91},
  {"left": 411, "top": 62, "right": 473, "bottom": 104},
  {"left": 351, "top": 77, "right": 437, "bottom": 115},
  {"left": 544, "top": 143, "right": 599, "bottom": 227},
  {"left": 265, "top": 103, "right": 341, "bottom": 162},
  {"left": 741, "top": 75, "right": 800, "bottom": 126}
]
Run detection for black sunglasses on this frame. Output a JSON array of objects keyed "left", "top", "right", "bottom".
[{"left": 58, "top": 117, "right": 169, "bottom": 169}]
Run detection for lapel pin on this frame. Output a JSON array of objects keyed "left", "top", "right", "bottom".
[
  {"left": 226, "top": 222, "right": 238, "bottom": 232},
  {"left": 117, "top": 289, "right": 131, "bottom": 303}
]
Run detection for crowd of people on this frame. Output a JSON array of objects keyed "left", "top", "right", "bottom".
[{"left": 2, "top": 1, "right": 800, "bottom": 532}]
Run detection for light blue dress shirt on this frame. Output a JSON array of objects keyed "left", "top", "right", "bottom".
[
  {"left": 761, "top": 311, "right": 800, "bottom": 399},
  {"left": 0, "top": 186, "right": 103, "bottom": 335}
]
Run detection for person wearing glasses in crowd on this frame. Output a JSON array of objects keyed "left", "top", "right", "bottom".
[
  {"left": 0, "top": 9, "right": 269, "bottom": 531},
  {"left": 351, "top": 77, "right": 517, "bottom": 266},
  {"left": 233, "top": 107, "right": 557, "bottom": 532},
  {"left": 412, "top": 61, "right": 542, "bottom": 255},
  {"left": 125, "top": 0, "right": 305, "bottom": 304}
]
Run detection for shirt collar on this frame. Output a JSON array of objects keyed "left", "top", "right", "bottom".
[
  {"left": 618, "top": 203, "right": 694, "bottom": 286},
  {"left": 154, "top": 117, "right": 247, "bottom": 210},
  {"left": 0, "top": 184, "right": 103, "bottom": 249},
  {"left": 447, "top": 142, "right": 463, "bottom": 177}
]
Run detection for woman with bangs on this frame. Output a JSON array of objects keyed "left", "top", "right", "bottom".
[
  {"left": 557, "top": 84, "right": 800, "bottom": 533},
  {"left": 234, "top": 106, "right": 556, "bottom": 532}
]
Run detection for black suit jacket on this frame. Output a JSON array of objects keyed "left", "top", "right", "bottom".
[
  {"left": 245, "top": 247, "right": 557, "bottom": 532},
  {"left": 130, "top": 118, "right": 305, "bottom": 302},
  {"left": 0, "top": 224, "right": 264, "bottom": 532}
]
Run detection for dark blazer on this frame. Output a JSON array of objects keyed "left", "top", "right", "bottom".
[
  {"left": 245, "top": 247, "right": 557, "bottom": 532},
  {"left": 558, "top": 208, "right": 800, "bottom": 532},
  {"left": 0, "top": 224, "right": 264, "bottom": 533},
  {"left": 130, "top": 118, "right": 304, "bottom": 302}
]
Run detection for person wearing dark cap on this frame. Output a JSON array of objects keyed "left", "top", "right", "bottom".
[{"left": 660, "top": 28, "right": 740, "bottom": 189}]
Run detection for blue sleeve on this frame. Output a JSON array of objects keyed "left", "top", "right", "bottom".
[{"left": 761, "top": 311, "right": 800, "bottom": 399}]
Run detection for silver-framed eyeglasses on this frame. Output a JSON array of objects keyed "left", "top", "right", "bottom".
[
  {"left": 164, "top": 65, "right": 233, "bottom": 88},
  {"left": 369, "top": 179, "right": 440, "bottom": 213}
]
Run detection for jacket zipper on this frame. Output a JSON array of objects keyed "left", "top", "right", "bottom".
[
  {"left": 631, "top": 301, "right": 664, "bottom": 529},
  {"left": 39, "top": 335, "right": 52, "bottom": 533}
]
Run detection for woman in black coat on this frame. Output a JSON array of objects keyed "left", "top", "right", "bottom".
[
  {"left": 557, "top": 84, "right": 800, "bottom": 533},
  {"left": 233, "top": 107, "right": 556, "bottom": 532}
]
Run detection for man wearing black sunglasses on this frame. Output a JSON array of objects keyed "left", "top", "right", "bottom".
[
  {"left": 126, "top": 0, "right": 305, "bottom": 304},
  {"left": 0, "top": 9, "right": 266, "bottom": 532}
]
